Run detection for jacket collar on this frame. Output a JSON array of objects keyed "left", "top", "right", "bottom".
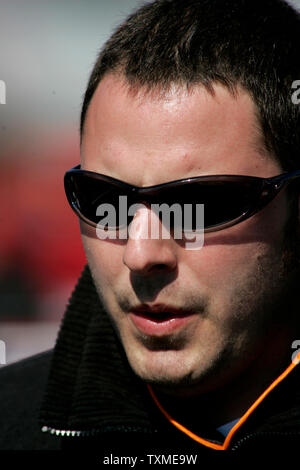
[{"left": 39, "top": 265, "right": 156, "bottom": 435}]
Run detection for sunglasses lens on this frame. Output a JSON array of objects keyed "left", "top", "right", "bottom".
[
  {"left": 162, "top": 179, "right": 263, "bottom": 231},
  {"left": 65, "top": 172, "right": 264, "bottom": 232},
  {"left": 65, "top": 172, "right": 130, "bottom": 229}
]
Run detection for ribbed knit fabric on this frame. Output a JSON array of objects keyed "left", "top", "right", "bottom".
[{"left": 39, "top": 264, "right": 156, "bottom": 433}]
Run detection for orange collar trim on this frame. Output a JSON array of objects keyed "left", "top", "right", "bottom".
[{"left": 147, "top": 352, "right": 300, "bottom": 451}]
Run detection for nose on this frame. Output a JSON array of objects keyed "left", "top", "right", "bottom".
[{"left": 122, "top": 206, "right": 177, "bottom": 275}]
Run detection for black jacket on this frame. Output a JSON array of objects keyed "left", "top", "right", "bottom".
[{"left": 0, "top": 265, "right": 300, "bottom": 458}]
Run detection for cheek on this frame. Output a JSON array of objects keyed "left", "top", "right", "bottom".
[
  {"left": 81, "top": 232, "right": 125, "bottom": 285},
  {"left": 184, "top": 242, "right": 257, "bottom": 290},
  {"left": 187, "top": 193, "right": 288, "bottom": 286},
  {"left": 183, "top": 225, "right": 282, "bottom": 296}
]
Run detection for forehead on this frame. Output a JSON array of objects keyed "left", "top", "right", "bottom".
[{"left": 81, "top": 74, "right": 281, "bottom": 184}]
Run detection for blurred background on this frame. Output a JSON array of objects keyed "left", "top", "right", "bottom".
[
  {"left": 0, "top": 0, "right": 300, "bottom": 366},
  {"left": 0, "top": 0, "right": 143, "bottom": 365}
]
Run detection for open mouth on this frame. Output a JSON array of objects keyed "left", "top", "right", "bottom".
[
  {"left": 129, "top": 308, "right": 196, "bottom": 335},
  {"left": 134, "top": 311, "right": 192, "bottom": 322}
]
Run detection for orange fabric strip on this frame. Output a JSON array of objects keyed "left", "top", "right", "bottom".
[{"left": 147, "top": 352, "right": 300, "bottom": 451}]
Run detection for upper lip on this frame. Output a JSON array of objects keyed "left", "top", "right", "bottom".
[{"left": 130, "top": 303, "right": 193, "bottom": 316}]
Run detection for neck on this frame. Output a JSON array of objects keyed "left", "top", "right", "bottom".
[{"left": 152, "top": 326, "right": 297, "bottom": 431}]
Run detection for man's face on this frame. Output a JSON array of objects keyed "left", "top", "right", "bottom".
[{"left": 80, "top": 74, "right": 293, "bottom": 394}]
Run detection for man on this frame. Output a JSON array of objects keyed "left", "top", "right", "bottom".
[{"left": 0, "top": 0, "right": 300, "bottom": 456}]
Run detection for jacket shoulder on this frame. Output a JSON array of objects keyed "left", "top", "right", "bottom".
[{"left": 0, "top": 350, "right": 60, "bottom": 450}]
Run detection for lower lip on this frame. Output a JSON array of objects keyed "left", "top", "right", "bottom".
[{"left": 129, "top": 311, "right": 196, "bottom": 335}]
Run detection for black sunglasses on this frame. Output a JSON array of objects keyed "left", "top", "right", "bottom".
[{"left": 64, "top": 165, "right": 300, "bottom": 234}]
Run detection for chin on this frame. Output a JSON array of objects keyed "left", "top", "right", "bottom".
[{"left": 125, "top": 345, "right": 199, "bottom": 387}]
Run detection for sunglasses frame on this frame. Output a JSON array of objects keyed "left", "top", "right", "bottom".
[{"left": 64, "top": 165, "right": 300, "bottom": 234}]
